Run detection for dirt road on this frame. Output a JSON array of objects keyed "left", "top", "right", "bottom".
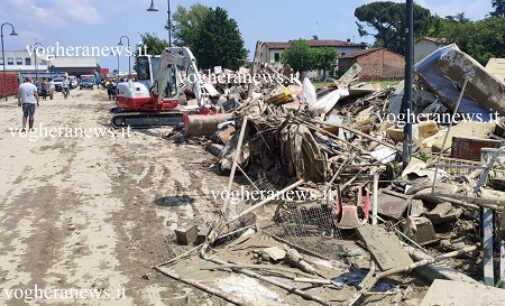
[{"left": 0, "top": 88, "right": 228, "bottom": 305}]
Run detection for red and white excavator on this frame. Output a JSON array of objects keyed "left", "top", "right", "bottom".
[{"left": 111, "top": 47, "right": 206, "bottom": 129}]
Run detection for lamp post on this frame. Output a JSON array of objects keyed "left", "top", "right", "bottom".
[
  {"left": 118, "top": 35, "right": 131, "bottom": 74},
  {"left": 32, "top": 41, "right": 43, "bottom": 81},
  {"left": 402, "top": 0, "right": 414, "bottom": 169},
  {"left": 147, "top": 0, "right": 172, "bottom": 47},
  {"left": 1, "top": 22, "right": 18, "bottom": 101}
]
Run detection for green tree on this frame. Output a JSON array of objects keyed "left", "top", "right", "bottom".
[
  {"left": 312, "top": 47, "right": 338, "bottom": 79},
  {"left": 281, "top": 40, "right": 314, "bottom": 75},
  {"left": 355, "top": 1, "right": 433, "bottom": 55},
  {"left": 172, "top": 4, "right": 210, "bottom": 49},
  {"left": 491, "top": 0, "right": 505, "bottom": 17},
  {"left": 137, "top": 33, "right": 168, "bottom": 55},
  {"left": 445, "top": 12, "right": 470, "bottom": 23},
  {"left": 434, "top": 17, "right": 505, "bottom": 65},
  {"left": 192, "top": 7, "right": 247, "bottom": 69}
]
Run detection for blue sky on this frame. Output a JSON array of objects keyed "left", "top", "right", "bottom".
[{"left": 0, "top": 0, "right": 493, "bottom": 71}]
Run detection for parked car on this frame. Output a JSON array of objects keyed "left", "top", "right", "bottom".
[
  {"left": 80, "top": 76, "right": 95, "bottom": 90},
  {"left": 68, "top": 76, "right": 78, "bottom": 89},
  {"left": 53, "top": 77, "right": 64, "bottom": 92}
]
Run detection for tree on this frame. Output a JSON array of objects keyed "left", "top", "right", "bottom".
[
  {"left": 172, "top": 4, "right": 210, "bottom": 49},
  {"left": 281, "top": 40, "right": 314, "bottom": 75},
  {"left": 192, "top": 7, "right": 247, "bottom": 69},
  {"left": 491, "top": 0, "right": 505, "bottom": 17},
  {"left": 438, "top": 17, "right": 505, "bottom": 65},
  {"left": 312, "top": 47, "right": 338, "bottom": 79},
  {"left": 137, "top": 33, "right": 168, "bottom": 55},
  {"left": 355, "top": 1, "right": 433, "bottom": 55},
  {"left": 445, "top": 12, "right": 470, "bottom": 23}
]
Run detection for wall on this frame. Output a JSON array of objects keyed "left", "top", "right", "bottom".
[
  {"left": 356, "top": 49, "right": 405, "bottom": 81},
  {"left": 0, "top": 73, "right": 19, "bottom": 97},
  {"left": 414, "top": 40, "right": 439, "bottom": 64}
]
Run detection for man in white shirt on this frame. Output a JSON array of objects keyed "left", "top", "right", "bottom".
[{"left": 18, "top": 77, "right": 40, "bottom": 130}]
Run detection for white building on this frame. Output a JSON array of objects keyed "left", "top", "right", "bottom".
[
  {"left": 259, "top": 39, "right": 366, "bottom": 67},
  {"left": 257, "top": 39, "right": 367, "bottom": 80},
  {"left": 414, "top": 37, "right": 448, "bottom": 63},
  {"left": 0, "top": 49, "right": 49, "bottom": 73},
  {"left": 1, "top": 50, "right": 100, "bottom": 77}
]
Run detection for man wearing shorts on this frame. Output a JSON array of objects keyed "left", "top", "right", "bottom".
[{"left": 18, "top": 77, "right": 40, "bottom": 130}]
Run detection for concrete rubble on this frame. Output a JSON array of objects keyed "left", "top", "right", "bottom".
[{"left": 157, "top": 44, "right": 505, "bottom": 305}]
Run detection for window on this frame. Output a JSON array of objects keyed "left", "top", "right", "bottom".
[
  {"left": 16, "top": 58, "right": 23, "bottom": 65},
  {"left": 274, "top": 52, "right": 280, "bottom": 63},
  {"left": 0, "top": 58, "right": 3, "bottom": 65},
  {"left": 25, "top": 58, "right": 31, "bottom": 66},
  {"left": 7, "top": 58, "right": 14, "bottom": 65},
  {"left": 341, "top": 52, "right": 346, "bottom": 56}
]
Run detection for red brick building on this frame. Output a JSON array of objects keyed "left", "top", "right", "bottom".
[{"left": 338, "top": 48, "right": 405, "bottom": 81}]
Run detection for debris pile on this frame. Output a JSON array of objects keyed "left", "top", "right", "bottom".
[{"left": 158, "top": 44, "right": 505, "bottom": 305}]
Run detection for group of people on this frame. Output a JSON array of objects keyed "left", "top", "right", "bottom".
[{"left": 16, "top": 75, "right": 136, "bottom": 130}]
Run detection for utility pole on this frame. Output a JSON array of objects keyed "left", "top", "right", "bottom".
[
  {"left": 33, "top": 41, "right": 43, "bottom": 81},
  {"left": 147, "top": 0, "right": 172, "bottom": 47},
  {"left": 1, "top": 22, "right": 18, "bottom": 101},
  {"left": 118, "top": 36, "right": 131, "bottom": 74},
  {"left": 402, "top": 0, "right": 414, "bottom": 169}
]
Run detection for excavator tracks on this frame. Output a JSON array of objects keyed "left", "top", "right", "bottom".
[{"left": 111, "top": 112, "right": 184, "bottom": 129}]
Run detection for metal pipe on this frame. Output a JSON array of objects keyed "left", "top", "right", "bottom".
[
  {"left": 431, "top": 79, "right": 469, "bottom": 194},
  {"left": 402, "top": 0, "right": 414, "bottom": 169}
]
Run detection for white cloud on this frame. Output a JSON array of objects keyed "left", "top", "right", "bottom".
[
  {"left": 55, "top": 0, "right": 105, "bottom": 25},
  {"left": 416, "top": 0, "right": 491, "bottom": 19},
  {"left": 361, "top": 0, "right": 491, "bottom": 20},
  {"left": 8, "top": 0, "right": 66, "bottom": 27},
  {"left": 15, "top": 30, "right": 43, "bottom": 47}
]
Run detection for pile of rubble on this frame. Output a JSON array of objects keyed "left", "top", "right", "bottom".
[{"left": 159, "top": 44, "right": 505, "bottom": 305}]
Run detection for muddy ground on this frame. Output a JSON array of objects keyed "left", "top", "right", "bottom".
[{"left": 0, "top": 88, "right": 230, "bottom": 305}]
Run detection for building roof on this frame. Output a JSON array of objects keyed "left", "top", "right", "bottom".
[
  {"left": 420, "top": 37, "right": 449, "bottom": 45},
  {"left": 50, "top": 56, "right": 100, "bottom": 68},
  {"left": 485, "top": 58, "right": 505, "bottom": 81},
  {"left": 263, "top": 39, "right": 364, "bottom": 49},
  {"left": 3, "top": 65, "right": 49, "bottom": 72},
  {"left": 339, "top": 48, "right": 383, "bottom": 59}
]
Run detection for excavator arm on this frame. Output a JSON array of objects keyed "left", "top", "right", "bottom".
[{"left": 154, "top": 47, "right": 204, "bottom": 107}]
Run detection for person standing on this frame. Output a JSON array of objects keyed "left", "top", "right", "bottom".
[
  {"left": 62, "top": 77, "right": 70, "bottom": 99},
  {"left": 40, "top": 78, "right": 48, "bottom": 100},
  {"left": 18, "top": 77, "right": 40, "bottom": 131}
]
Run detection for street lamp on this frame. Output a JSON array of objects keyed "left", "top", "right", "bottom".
[
  {"left": 402, "top": 0, "right": 414, "bottom": 169},
  {"left": 1, "top": 22, "right": 18, "bottom": 101},
  {"left": 118, "top": 35, "right": 131, "bottom": 74},
  {"left": 147, "top": 0, "right": 172, "bottom": 47},
  {"left": 32, "top": 41, "right": 43, "bottom": 81}
]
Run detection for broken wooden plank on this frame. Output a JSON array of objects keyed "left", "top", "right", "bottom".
[
  {"left": 357, "top": 224, "right": 413, "bottom": 271},
  {"left": 420, "top": 279, "right": 505, "bottom": 306}
]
